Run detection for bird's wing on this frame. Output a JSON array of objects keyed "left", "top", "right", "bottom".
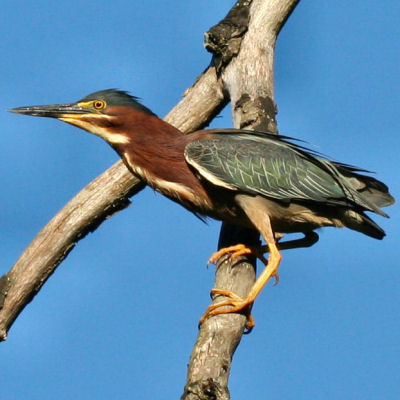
[{"left": 184, "top": 131, "right": 355, "bottom": 205}]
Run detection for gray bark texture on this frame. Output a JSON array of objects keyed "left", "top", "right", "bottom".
[
  {"left": 182, "top": 1, "right": 298, "bottom": 399},
  {"left": 0, "top": 0, "right": 299, "bottom": 398}
]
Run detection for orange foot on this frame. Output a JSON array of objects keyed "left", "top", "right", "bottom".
[
  {"left": 199, "top": 288, "right": 256, "bottom": 333},
  {"left": 208, "top": 244, "right": 254, "bottom": 265},
  {"left": 208, "top": 244, "right": 278, "bottom": 284},
  {"left": 201, "top": 241, "right": 282, "bottom": 333}
]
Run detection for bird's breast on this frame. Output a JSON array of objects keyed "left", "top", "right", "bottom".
[{"left": 122, "top": 151, "right": 213, "bottom": 212}]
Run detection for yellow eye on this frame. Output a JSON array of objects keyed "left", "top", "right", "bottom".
[{"left": 93, "top": 100, "right": 106, "bottom": 110}]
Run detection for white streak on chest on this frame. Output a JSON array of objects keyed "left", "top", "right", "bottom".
[{"left": 123, "top": 152, "right": 207, "bottom": 208}]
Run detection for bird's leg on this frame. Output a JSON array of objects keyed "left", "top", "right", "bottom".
[
  {"left": 208, "top": 232, "right": 318, "bottom": 265},
  {"left": 200, "top": 239, "right": 281, "bottom": 331},
  {"left": 200, "top": 209, "right": 282, "bottom": 331},
  {"left": 276, "top": 231, "right": 319, "bottom": 251}
]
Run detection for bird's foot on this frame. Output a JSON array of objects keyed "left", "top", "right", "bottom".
[
  {"left": 200, "top": 241, "right": 282, "bottom": 333},
  {"left": 208, "top": 244, "right": 279, "bottom": 284},
  {"left": 207, "top": 244, "right": 254, "bottom": 265},
  {"left": 199, "top": 288, "right": 256, "bottom": 333}
]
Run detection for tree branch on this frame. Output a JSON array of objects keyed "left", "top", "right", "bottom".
[{"left": 182, "top": 1, "right": 299, "bottom": 399}]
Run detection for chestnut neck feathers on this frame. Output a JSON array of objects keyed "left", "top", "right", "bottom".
[{"left": 107, "top": 108, "right": 213, "bottom": 210}]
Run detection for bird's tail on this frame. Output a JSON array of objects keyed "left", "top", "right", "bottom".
[
  {"left": 342, "top": 209, "right": 386, "bottom": 240},
  {"left": 334, "top": 163, "right": 395, "bottom": 216}
]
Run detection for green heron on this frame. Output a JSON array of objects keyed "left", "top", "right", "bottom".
[{"left": 9, "top": 89, "right": 394, "bottom": 329}]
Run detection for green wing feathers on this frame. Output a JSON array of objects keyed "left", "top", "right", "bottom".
[{"left": 184, "top": 131, "right": 393, "bottom": 215}]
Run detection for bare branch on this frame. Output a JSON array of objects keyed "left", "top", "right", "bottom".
[{"left": 182, "top": 1, "right": 299, "bottom": 399}]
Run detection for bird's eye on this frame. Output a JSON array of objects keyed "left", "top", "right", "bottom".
[{"left": 93, "top": 100, "right": 106, "bottom": 110}]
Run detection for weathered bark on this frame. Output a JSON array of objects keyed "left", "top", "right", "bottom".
[{"left": 182, "top": 1, "right": 299, "bottom": 399}]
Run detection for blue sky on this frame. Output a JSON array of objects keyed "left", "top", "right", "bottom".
[{"left": 1, "top": 1, "right": 399, "bottom": 399}]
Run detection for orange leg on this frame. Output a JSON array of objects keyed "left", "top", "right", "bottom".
[
  {"left": 200, "top": 241, "right": 282, "bottom": 331},
  {"left": 207, "top": 232, "right": 317, "bottom": 268},
  {"left": 201, "top": 192, "right": 319, "bottom": 332}
]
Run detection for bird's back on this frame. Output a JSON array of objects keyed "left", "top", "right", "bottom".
[{"left": 185, "top": 129, "right": 394, "bottom": 239}]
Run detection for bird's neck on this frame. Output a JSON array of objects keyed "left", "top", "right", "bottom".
[
  {"left": 109, "top": 113, "right": 237, "bottom": 218},
  {"left": 114, "top": 114, "right": 211, "bottom": 209},
  {"left": 117, "top": 114, "right": 185, "bottom": 174}
]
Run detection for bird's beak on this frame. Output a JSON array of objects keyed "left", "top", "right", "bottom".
[{"left": 8, "top": 103, "right": 87, "bottom": 119}]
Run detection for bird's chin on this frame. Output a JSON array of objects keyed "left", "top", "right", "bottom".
[{"left": 58, "top": 116, "right": 92, "bottom": 131}]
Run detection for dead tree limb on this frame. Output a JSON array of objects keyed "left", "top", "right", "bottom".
[{"left": 182, "top": 1, "right": 299, "bottom": 399}]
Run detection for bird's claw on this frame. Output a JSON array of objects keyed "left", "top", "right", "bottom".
[
  {"left": 207, "top": 244, "right": 254, "bottom": 265},
  {"left": 199, "top": 288, "right": 256, "bottom": 333},
  {"left": 203, "top": 241, "right": 281, "bottom": 333},
  {"left": 207, "top": 240, "right": 285, "bottom": 266}
]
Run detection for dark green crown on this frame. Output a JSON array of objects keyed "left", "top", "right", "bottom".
[{"left": 80, "top": 89, "right": 156, "bottom": 116}]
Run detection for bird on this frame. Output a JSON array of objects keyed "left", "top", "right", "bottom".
[{"left": 9, "top": 89, "right": 394, "bottom": 330}]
